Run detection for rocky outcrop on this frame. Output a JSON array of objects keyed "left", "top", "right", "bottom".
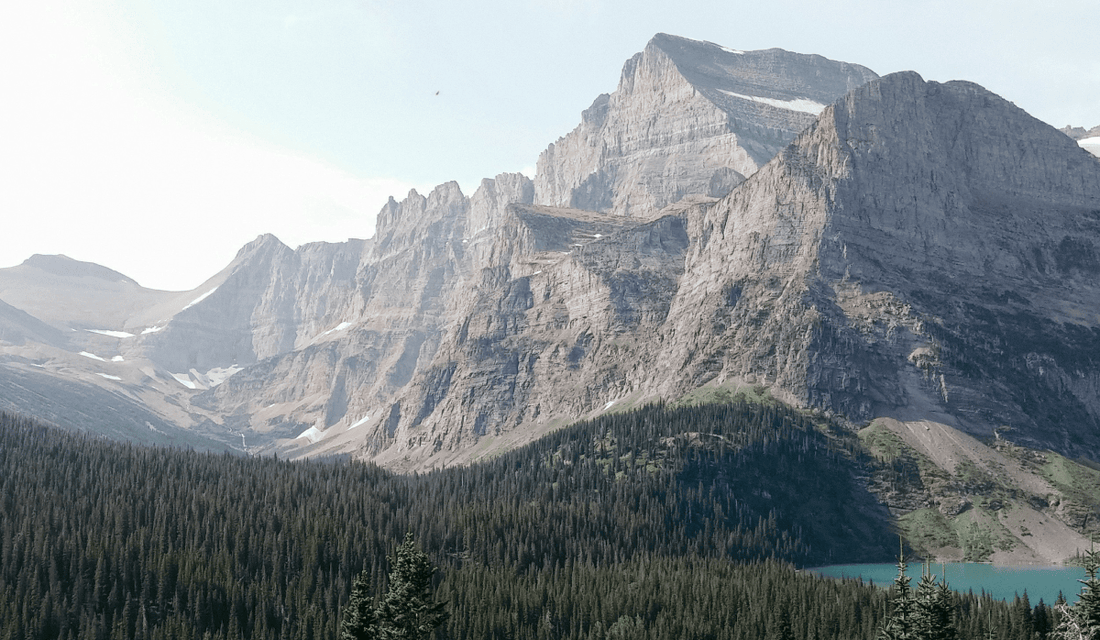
[
  {"left": 534, "top": 33, "right": 877, "bottom": 217},
  {"left": 375, "top": 205, "right": 689, "bottom": 465},
  {"left": 1060, "top": 124, "right": 1100, "bottom": 140}
]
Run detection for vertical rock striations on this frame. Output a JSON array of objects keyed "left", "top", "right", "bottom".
[
  {"left": 660, "top": 71, "right": 1100, "bottom": 455},
  {"left": 370, "top": 71, "right": 1100, "bottom": 467}
]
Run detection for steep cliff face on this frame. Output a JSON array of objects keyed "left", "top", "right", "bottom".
[
  {"left": 190, "top": 175, "right": 535, "bottom": 446},
  {"left": 353, "top": 71, "right": 1100, "bottom": 469},
  {"left": 369, "top": 205, "right": 689, "bottom": 465},
  {"left": 658, "top": 71, "right": 1100, "bottom": 454},
  {"left": 534, "top": 33, "right": 877, "bottom": 217}
]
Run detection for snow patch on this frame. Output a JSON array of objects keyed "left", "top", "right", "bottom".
[
  {"left": 297, "top": 425, "right": 326, "bottom": 443},
  {"left": 79, "top": 351, "right": 107, "bottom": 362},
  {"left": 141, "top": 325, "right": 165, "bottom": 335},
  {"left": 96, "top": 373, "right": 122, "bottom": 381},
  {"left": 320, "top": 321, "right": 354, "bottom": 338},
  {"left": 719, "top": 45, "right": 745, "bottom": 55},
  {"left": 1079, "top": 137, "right": 1100, "bottom": 145},
  {"left": 204, "top": 365, "right": 243, "bottom": 387},
  {"left": 604, "top": 400, "right": 616, "bottom": 410},
  {"left": 183, "top": 287, "right": 218, "bottom": 310},
  {"left": 170, "top": 372, "right": 197, "bottom": 389},
  {"left": 86, "top": 329, "right": 134, "bottom": 338},
  {"left": 717, "top": 89, "right": 826, "bottom": 115},
  {"left": 594, "top": 234, "right": 602, "bottom": 238},
  {"left": 348, "top": 415, "right": 371, "bottom": 430},
  {"left": 111, "top": 355, "right": 124, "bottom": 362}
]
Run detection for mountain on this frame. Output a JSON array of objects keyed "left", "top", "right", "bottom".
[
  {"left": 0, "top": 254, "right": 176, "bottom": 329},
  {"left": 0, "top": 298, "right": 67, "bottom": 348},
  {"left": 356, "top": 70, "right": 1100, "bottom": 473},
  {"left": 534, "top": 33, "right": 878, "bottom": 216},
  {"left": 2, "top": 34, "right": 1098, "bottom": 485},
  {"left": 0, "top": 34, "right": 878, "bottom": 458},
  {"left": 1060, "top": 124, "right": 1100, "bottom": 140},
  {"left": 663, "top": 71, "right": 1100, "bottom": 454}
]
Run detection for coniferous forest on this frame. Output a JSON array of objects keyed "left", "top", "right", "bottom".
[{"left": 0, "top": 405, "right": 1084, "bottom": 639}]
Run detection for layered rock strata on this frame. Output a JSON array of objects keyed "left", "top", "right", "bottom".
[{"left": 534, "top": 33, "right": 877, "bottom": 216}]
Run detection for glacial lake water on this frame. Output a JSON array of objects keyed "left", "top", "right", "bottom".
[{"left": 810, "top": 563, "right": 1087, "bottom": 605}]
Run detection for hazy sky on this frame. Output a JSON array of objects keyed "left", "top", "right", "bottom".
[{"left": 2, "top": 1, "right": 1097, "bottom": 291}]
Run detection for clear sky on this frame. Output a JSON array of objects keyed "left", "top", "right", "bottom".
[{"left": 2, "top": 1, "right": 1097, "bottom": 291}]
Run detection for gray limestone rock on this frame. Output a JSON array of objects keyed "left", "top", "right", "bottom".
[{"left": 534, "top": 33, "right": 877, "bottom": 217}]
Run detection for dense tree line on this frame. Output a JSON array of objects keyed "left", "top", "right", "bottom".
[{"left": 0, "top": 405, "right": 1079, "bottom": 639}]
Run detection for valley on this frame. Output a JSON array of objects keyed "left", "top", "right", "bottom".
[{"left": 1, "top": 32, "right": 1099, "bottom": 576}]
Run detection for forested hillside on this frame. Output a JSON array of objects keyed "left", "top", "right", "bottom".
[{"left": 0, "top": 407, "right": 1061, "bottom": 639}]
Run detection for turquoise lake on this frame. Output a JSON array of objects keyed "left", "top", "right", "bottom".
[{"left": 810, "top": 563, "right": 1087, "bottom": 605}]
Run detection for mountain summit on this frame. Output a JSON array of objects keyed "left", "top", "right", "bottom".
[{"left": 534, "top": 33, "right": 877, "bottom": 216}]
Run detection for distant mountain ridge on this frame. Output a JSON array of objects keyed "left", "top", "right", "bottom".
[{"left": 1060, "top": 124, "right": 1100, "bottom": 140}]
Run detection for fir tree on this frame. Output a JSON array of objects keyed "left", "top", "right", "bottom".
[
  {"left": 878, "top": 550, "right": 915, "bottom": 640},
  {"left": 1079, "top": 548, "right": 1100, "bottom": 637},
  {"left": 341, "top": 571, "right": 379, "bottom": 640},
  {"left": 913, "top": 564, "right": 957, "bottom": 640},
  {"left": 376, "top": 533, "right": 448, "bottom": 640},
  {"left": 1052, "top": 547, "right": 1100, "bottom": 640}
]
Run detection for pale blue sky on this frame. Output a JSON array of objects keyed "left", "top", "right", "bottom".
[{"left": 2, "top": 1, "right": 1097, "bottom": 291}]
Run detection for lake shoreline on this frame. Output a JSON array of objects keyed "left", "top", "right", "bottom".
[{"left": 808, "top": 562, "right": 1087, "bottom": 604}]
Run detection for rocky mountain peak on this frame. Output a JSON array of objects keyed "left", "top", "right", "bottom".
[
  {"left": 533, "top": 33, "right": 877, "bottom": 217},
  {"left": 665, "top": 69, "right": 1100, "bottom": 453},
  {"left": 1061, "top": 124, "right": 1100, "bottom": 140},
  {"left": 372, "top": 182, "right": 467, "bottom": 259}
]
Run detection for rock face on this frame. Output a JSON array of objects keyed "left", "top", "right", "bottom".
[
  {"left": 653, "top": 72, "right": 1100, "bottom": 456},
  {"left": 189, "top": 176, "right": 535, "bottom": 445},
  {"left": 534, "top": 33, "right": 877, "bottom": 216},
  {"left": 360, "top": 72, "right": 1100, "bottom": 468},
  {"left": 1061, "top": 124, "right": 1100, "bottom": 140}
]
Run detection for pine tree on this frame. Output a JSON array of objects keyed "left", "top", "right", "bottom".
[
  {"left": 913, "top": 564, "right": 957, "bottom": 640},
  {"left": 341, "top": 571, "right": 379, "bottom": 640},
  {"left": 1079, "top": 548, "right": 1100, "bottom": 637},
  {"left": 878, "top": 550, "right": 915, "bottom": 640},
  {"left": 1052, "top": 547, "right": 1100, "bottom": 640},
  {"left": 376, "top": 533, "right": 448, "bottom": 640}
]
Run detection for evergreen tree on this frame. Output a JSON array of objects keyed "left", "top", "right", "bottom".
[
  {"left": 376, "top": 533, "right": 448, "bottom": 640},
  {"left": 341, "top": 571, "right": 379, "bottom": 640},
  {"left": 1052, "top": 547, "right": 1100, "bottom": 640},
  {"left": 1079, "top": 548, "right": 1100, "bottom": 637},
  {"left": 913, "top": 564, "right": 957, "bottom": 640},
  {"left": 878, "top": 551, "right": 915, "bottom": 640}
]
